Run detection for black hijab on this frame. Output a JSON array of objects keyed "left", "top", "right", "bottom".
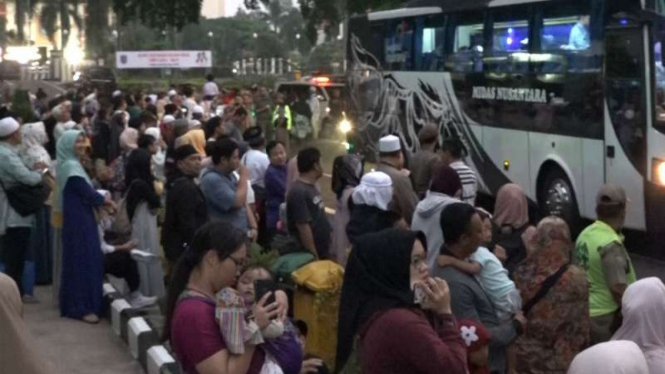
[
  {"left": 125, "top": 148, "right": 157, "bottom": 219},
  {"left": 331, "top": 154, "right": 362, "bottom": 200},
  {"left": 126, "top": 148, "right": 155, "bottom": 187},
  {"left": 335, "top": 228, "right": 427, "bottom": 373}
]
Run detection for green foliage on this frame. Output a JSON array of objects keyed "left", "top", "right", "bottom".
[
  {"left": 112, "top": 0, "right": 203, "bottom": 31},
  {"left": 39, "top": 0, "right": 83, "bottom": 47},
  {"left": 306, "top": 40, "right": 345, "bottom": 74},
  {"left": 85, "top": 0, "right": 112, "bottom": 58},
  {"left": 11, "top": 90, "right": 36, "bottom": 123}
]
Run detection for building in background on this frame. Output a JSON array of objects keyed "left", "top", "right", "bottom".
[{"left": 202, "top": 0, "right": 227, "bottom": 19}]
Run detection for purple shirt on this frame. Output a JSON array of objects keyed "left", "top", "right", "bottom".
[
  {"left": 264, "top": 164, "right": 287, "bottom": 229},
  {"left": 171, "top": 297, "right": 265, "bottom": 374}
]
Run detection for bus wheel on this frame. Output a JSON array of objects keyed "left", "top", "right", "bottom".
[{"left": 540, "top": 169, "right": 580, "bottom": 232}]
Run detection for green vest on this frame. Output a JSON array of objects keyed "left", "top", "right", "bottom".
[
  {"left": 272, "top": 105, "right": 292, "bottom": 130},
  {"left": 574, "top": 220, "right": 637, "bottom": 317}
]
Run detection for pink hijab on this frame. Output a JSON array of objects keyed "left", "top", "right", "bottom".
[
  {"left": 494, "top": 183, "right": 529, "bottom": 229},
  {"left": 612, "top": 277, "right": 665, "bottom": 374},
  {"left": 0, "top": 273, "right": 52, "bottom": 374},
  {"left": 119, "top": 128, "right": 139, "bottom": 151}
]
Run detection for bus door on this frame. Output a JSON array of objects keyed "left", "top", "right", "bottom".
[{"left": 604, "top": 23, "right": 648, "bottom": 230}]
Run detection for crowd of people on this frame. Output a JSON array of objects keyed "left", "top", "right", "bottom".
[{"left": 0, "top": 76, "right": 664, "bottom": 374}]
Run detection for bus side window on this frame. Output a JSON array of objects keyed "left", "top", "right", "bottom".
[
  {"left": 384, "top": 19, "right": 416, "bottom": 71},
  {"left": 447, "top": 15, "right": 484, "bottom": 73},
  {"left": 488, "top": 16, "right": 530, "bottom": 74},
  {"left": 416, "top": 15, "right": 445, "bottom": 71},
  {"left": 538, "top": 15, "right": 590, "bottom": 73}
]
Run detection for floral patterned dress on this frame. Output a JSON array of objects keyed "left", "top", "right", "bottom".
[{"left": 513, "top": 244, "right": 590, "bottom": 374}]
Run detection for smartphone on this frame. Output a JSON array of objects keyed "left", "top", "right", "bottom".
[
  {"left": 414, "top": 283, "right": 428, "bottom": 305},
  {"left": 255, "top": 279, "right": 278, "bottom": 306}
]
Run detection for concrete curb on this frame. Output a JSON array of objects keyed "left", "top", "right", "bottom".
[{"left": 104, "top": 281, "right": 181, "bottom": 374}]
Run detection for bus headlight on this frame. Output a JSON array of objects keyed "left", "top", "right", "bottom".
[
  {"left": 338, "top": 119, "right": 352, "bottom": 134},
  {"left": 654, "top": 158, "right": 665, "bottom": 186}
]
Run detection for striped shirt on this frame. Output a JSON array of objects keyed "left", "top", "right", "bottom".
[{"left": 450, "top": 161, "right": 478, "bottom": 206}]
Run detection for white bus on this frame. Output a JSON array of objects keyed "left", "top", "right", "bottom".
[{"left": 346, "top": 0, "right": 665, "bottom": 252}]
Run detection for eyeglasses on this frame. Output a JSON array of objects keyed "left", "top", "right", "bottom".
[
  {"left": 411, "top": 257, "right": 427, "bottom": 268},
  {"left": 227, "top": 255, "right": 246, "bottom": 268}
]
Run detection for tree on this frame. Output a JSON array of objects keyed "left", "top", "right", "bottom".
[
  {"left": 14, "top": 0, "right": 38, "bottom": 43},
  {"left": 112, "top": 0, "right": 202, "bottom": 31},
  {"left": 85, "top": 0, "right": 111, "bottom": 58},
  {"left": 39, "top": 0, "right": 83, "bottom": 48}
]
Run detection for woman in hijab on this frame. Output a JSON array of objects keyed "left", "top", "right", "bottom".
[
  {"left": 145, "top": 127, "right": 166, "bottom": 182},
  {"left": 109, "top": 127, "right": 139, "bottom": 196},
  {"left": 20, "top": 122, "right": 54, "bottom": 289},
  {"left": 125, "top": 148, "right": 161, "bottom": 256},
  {"left": 178, "top": 128, "right": 207, "bottom": 156},
  {"left": 20, "top": 121, "right": 52, "bottom": 169},
  {"left": 336, "top": 228, "right": 466, "bottom": 374},
  {"left": 412, "top": 165, "right": 463, "bottom": 270},
  {"left": 567, "top": 341, "right": 649, "bottom": 374},
  {"left": 612, "top": 277, "right": 665, "bottom": 374},
  {"left": 345, "top": 171, "right": 402, "bottom": 245},
  {"left": 57, "top": 130, "right": 114, "bottom": 323},
  {"left": 0, "top": 273, "right": 53, "bottom": 374},
  {"left": 331, "top": 154, "right": 362, "bottom": 266},
  {"left": 493, "top": 184, "right": 535, "bottom": 274},
  {"left": 513, "top": 217, "right": 589, "bottom": 374}
]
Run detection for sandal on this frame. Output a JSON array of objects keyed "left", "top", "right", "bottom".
[{"left": 82, "top": 314, "right": 100, "bottom": 324}]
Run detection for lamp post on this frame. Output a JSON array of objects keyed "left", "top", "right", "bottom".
[{"left": 208, "top": 31, "right": 214, "bottom": 73}]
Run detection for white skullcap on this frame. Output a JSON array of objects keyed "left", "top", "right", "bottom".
[
  {"left": 379, "top": 134, "right": 401, "bottom": 153},
  {"left": 192, "top": 105, "right": 204, "bottom": 114},
  {"left": 144, "top": 127, "right": 161, "bottom": 142},
  {"left": 352, "top": 171, "right": 393, "bottom": 211},
  {"left": 168, "top": 89, "right": 177, "bottom": 97},
  {"left": 0, "top": 117, "right": 19, "bottom": 138},
  {"left": 162, "top": 115, "right": 176, "bottom": 124},
  {"left": 149, "top": 94, "right": 158, "bottom": 104},
  {"left": 112, "top": 90, "right": 122, "bottom": 98}
]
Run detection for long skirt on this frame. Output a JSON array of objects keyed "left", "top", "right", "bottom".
[{"left": 51, "top": 227, "right": 62, "bottom": 306}]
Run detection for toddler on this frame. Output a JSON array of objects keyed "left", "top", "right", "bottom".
[{"left": 215, "top": 266, "right": 302, "bottom": 374}]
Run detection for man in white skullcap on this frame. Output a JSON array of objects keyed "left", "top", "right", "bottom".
[
  {"left": 0, "top": 117, "right": 48, "bottom": 296},
  {"left": 192, "top": 105, "right": 205, "bottom": 122},
  {"left": 377, "top": 134, "right": 418, "bottom": 225},
  {"left": 346, "top": 171, "right": 403, "bottom": 244}
]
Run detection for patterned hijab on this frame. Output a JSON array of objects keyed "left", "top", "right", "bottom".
[{"left": 0, "top": 273, "right": 52, "bottom": 374}]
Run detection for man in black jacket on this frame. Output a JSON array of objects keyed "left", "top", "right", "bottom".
[{"left": 161, "top": 145, "right": 208, "bottom": 267}]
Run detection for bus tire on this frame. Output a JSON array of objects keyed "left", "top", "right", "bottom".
[{"left": 539, "top": 168, "right": 581, "bottom": 234}]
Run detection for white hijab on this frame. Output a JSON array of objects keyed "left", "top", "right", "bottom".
[
  {"left": 567, "top": 341, "right": 649, "bottom": 374},
  {"left": 612, "top": 277, "right": 665, "bottom": 374},
  {"left": 351, "top": 171, "right": 393, "bottom": 211},
  {"left": 20, "top": 121, "right": 52, "bottom": 168}
]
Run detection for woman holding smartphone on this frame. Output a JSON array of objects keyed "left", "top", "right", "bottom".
[
  {"left": 335, "top": 228, "right": 468, "bottom": 374},
  {"left": 163, "top": 222, "right": 287, "bottom": 374}
]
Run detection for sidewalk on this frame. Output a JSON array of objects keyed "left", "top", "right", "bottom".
[
  {"left": 632, "top": 253, "right": 665, "bottom": 282},
  {"left": 23, "top": 285, "right": 143, "bottom": 374}
]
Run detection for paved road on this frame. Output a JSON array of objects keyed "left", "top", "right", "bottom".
[{"left": 23, "top": 286, "right": 143, "bottom": 374}]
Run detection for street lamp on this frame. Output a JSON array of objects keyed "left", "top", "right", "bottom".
[
  {"left": 295, "top": 33, "right": 301, "bottom": 40},
  {"left": 253, "top": 32, "right": 258, "bottom": 39}
]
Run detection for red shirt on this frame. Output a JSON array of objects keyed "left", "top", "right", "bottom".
[
  {"left": 171, "top": 297, "right": 265, "bottom": 374},
  {"left": 359, "top": 308, "right": 468, "bottom": 374}
]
